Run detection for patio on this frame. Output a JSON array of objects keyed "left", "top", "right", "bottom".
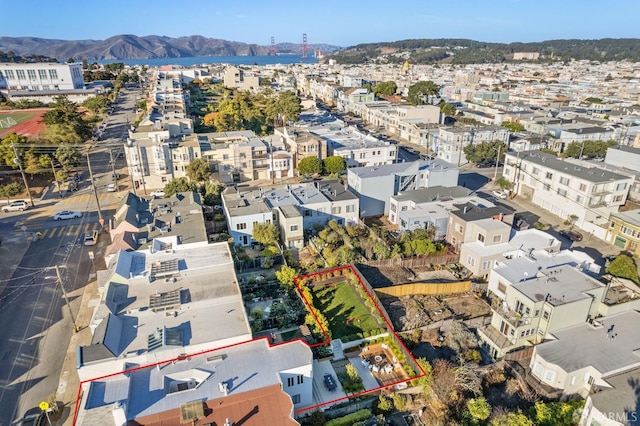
[{"left": 358, "top": 343, "right": 410, "bottom": 387}]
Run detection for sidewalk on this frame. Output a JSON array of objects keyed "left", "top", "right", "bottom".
[{"left": 54, "top": 279, "right": 100, "bottom": 426}]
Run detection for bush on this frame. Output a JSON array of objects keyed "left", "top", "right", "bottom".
[
  {"left": 484, "top": 369, "right": 506, "bottom": 387},
  {"left": 325, "top": 409, "right": 372, "bottom": 426}
]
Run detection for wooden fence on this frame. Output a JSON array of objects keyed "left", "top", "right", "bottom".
[{"left": 374, "top": 281, "right": 472, "bottom": 297}]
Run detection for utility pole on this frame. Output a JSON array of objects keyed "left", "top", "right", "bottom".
[
  {"left": 55, "top": 265, "right": 79, "bottom": 332},
  {"left": 109, "top": 149, "right": 118, "bottom": 189},
  {"left": 11, "top": 144, "right": 35, "bottom": 207},
  {"left": 50, "top": 157, "right": 63, "bottom": 199},
  {"left": 493, "top": 144, "right": 502, "bottom": 182},
  {"left": 86, "top": 152, "right": 104, "bottom": 227}
]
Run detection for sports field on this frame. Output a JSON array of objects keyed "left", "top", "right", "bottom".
[{"left": 0, "top": 110, "right": 47, "bottom": 139}]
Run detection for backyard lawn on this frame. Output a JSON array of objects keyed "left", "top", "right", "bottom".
[{"left": 312, "top": 281, "right": 384, "bottom": 339}]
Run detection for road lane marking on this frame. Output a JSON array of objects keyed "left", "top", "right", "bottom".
[
  {"left": 66, "top": 225, "right": 75, "bottom": 236},
  {"left": 56, "top": 227, "right": 66, "bottom": 237}
]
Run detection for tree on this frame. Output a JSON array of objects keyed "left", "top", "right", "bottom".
[
  {"left": 186, "top": 158, "right": 211, "bottom": 183},
  {"left": 439, "top": 102, "right": 457, "bottom": 116},
  {"left": 0, "top": 133, "right": 28, "bottom": 167},
  {"left": 489, "top": 411, "right": 533, "bottom": 426},
  {"left": 375, "top": 395, "right": 393, "bottom": 414},
  {"left": 164, "top": 177, "right": 196, "bottom": 196},
  {"left": 41, "top": 96, "right": 92, "bottom": 143},
  {"left": 252, "top": 222, "right": 279, "bottom": 246},
  {"left": 323, "top": 156, "right": 346, "bottom": 174},
  {"left": 82, "top": 95, "right": 110, "bottom": 114},
  {"left": 275, "top": 265, "right": 298, "bottom": 288},
  {"left": 201, "top": 181, "right": 225, "bottom": 205},
  {"left": 373, "top": 81, "right": 397, "bottom": 97},
  {"left": 308, "top": 410, "right": 327, "bottom": 426},
  {"left": 495, "top": 177, "right": 513, "bottom": 191},
  {"left": 502, "top": 121, "right": 525, "bottom": 132},
  {"left": 266, "top": 90, "right": 301, "bottom": 127},
  {"left": 203, "top": 112, "right": 217, "bottom": 127},
  {"left": 463, "top": 140, "right": 508, "bottom": 164},
  {"left": 411, "top": 357, "right": 433, "bottom": 391},
  {"left": 606, "top": 254, "right": 639, "bottom": 284},
  {"left": 407, "top": 80, "right": 440, "bottom": 105},
  {"left": 466, "top": 397, "right": 491, "bottom": 421},
  {"left": 55, "top": 144, "right": 81, "bottom": 172},
  {"left": 0, "top": 182, "right": 23, "bottom": 202},
  {"left": 346, "top": 363, "right": 360, "bottom": 382},
  {"left": 297, "top": 156, "right": 322, "bottom": 176}
]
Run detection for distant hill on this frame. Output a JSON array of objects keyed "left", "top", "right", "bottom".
[
  {"left": 0, "top": 35, "right": 342, "bottom": 60},
  {"left": 328, "top": 38, "right": 640, "bottom": 64}
]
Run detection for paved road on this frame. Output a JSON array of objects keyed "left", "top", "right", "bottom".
[{"left": 0, "top": 89, "right": 136, "bottom": 423}]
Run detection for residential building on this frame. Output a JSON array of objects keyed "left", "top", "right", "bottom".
[
  {"left": 222, "top": 180, "right": 359, "bottom": 247},
  {"left": 432, "top": 126, "right": 510, "bottom": 166},
  {"left": 479, "top": 264, "right": 606, "bottom": 359},
  {"left": 579, "top": 368, "right": 640, "bottom": 426},
  {"left": 77, "top": 241, "right": 252, "bottom": 382},
  {"left": 76, "top": 338, "right": 312, "bottom": 425},
  {"left": 445, "top": 202, "right": 516, "bottom": 253},
  {"left": 274, "top": 127, "right": 328, "bottom": 170},
  {"left": 336, "top": 87, "right": 374, "bottom": 113},
  {"left": 604, "top": 145, "right": 640, "bottom": 201},
  {"left": 607, "top": 209, "right": 640, "bottom": 257},
  {"left": 389, "top": 186, "right": 491, "bottom": 236},
  {"left": 223, "top": 66, "right": 260, "bottom": 91},
  {"left": 529, "top": 310, "right": 640, "bottom": 399},
  {"left": 503, "top": 150, "right": 633, "bottom": 239},
  {"left": 348, "top": 159, "right": 459, "bottom": 217}
]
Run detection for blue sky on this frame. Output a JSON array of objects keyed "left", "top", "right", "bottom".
[{"left": 3, "top": 0, "right": 639, "bottom": 47}]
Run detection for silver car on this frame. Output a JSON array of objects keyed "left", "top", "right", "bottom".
[{"left": 53, "top": 210, "right": 82, "bottom": 220}]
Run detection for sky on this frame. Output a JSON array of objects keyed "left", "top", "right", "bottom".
[{"left": 2, "top": 0, "right": 639, "bottom": 47}]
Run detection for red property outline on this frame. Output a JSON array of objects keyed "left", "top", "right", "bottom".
[{"left": 71, "top": 265, "right": 426, "bottom": 424}]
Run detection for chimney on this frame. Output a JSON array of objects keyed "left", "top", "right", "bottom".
[{"left": 463, "top": 206, "right": 468, "bottom": 214}]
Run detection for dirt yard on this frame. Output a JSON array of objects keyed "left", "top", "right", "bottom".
[{"left": 357, "top": 264, "right": 459, "bottom": 288}]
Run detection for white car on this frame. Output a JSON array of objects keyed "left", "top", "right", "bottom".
[
  {"left": 53, "top": 210, "right": 82, "bottom": 220},
  {"left": 2, "top": 201, "right": 28, "bottom": 212},
  {"left": 84, "top": 230, "right": 99, "bottom": 246},
  {"left": 492, "top": 190, "right": 509, "bottom": 199},
  {"left": 107, "top": 183, "right": 116, "bottom": 192},
  {"left": 150, "top": 190, "right": 165, "bottom": 198}
]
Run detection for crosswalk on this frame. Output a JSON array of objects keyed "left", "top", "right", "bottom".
[
  {"left": 57, "top": 192, "right": 121, "bottom": 206},
  {"left": 16, "top": 222, "right": 101, "bottom": 239}
]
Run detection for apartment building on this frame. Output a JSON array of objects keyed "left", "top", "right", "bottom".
[
  {"left": 222, "top": 180, "right": 359, "bottom": 247},
  {"left": 348, "top": 159, "right": 459, "bottom": 217},
  {"left": 503, "top": 151, "right": 633, "bottom": 239},
  {"left": 445, "top": 202, "right": 516, "bottom": 253},
  {"left": 388, "top": 186, "right": 490, "bottom": 236},
  {"left": 0, "top": 62, "right": 84, "bottom": 92},
  {"left": 607, "top": 209, "right": 640, "bottom": 257},
  {"left": 604, "top": 145, "right": 640, "bottom": 201},
  {"left": 274, "top": 127, "right": 328, "bottom": 170},
  {"left": 478, "top": 264, "right": 605, "bottom": 359},
  {"left": 432, "top": 125, "right": 510, "bottom": 165},
  {"left": 223, "top": 65, "right": 260, "bottom": 91}
]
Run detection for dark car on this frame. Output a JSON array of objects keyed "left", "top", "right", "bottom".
[
  {"left": 299, "top": 176, "right": 314, "bottom": 183},
  {"left": 476, "top": 160, "right": 496, "bottom": 168},
  {"left": 559, "top": 229, "right": 583, "bottom": 242},
  {"left": 73, "top": 172, "right": 82, "bottom": 182},
  {"left": 22, "top": 407, "right": 44, "bottom": 425}
]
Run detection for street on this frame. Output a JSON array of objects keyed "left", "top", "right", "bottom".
[{"left": 0, "top": 87, "right": 137, "bottom": 423}]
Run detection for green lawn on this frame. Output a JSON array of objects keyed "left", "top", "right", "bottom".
[
  {"left": 312, "top": 281, "right": 383, "bottom": 339},
  {"left": 0, "top": 112, "right": 37, "bottom": 129}
]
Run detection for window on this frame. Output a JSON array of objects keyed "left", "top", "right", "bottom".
[
  {"left": 558, "top": 189, "right": 567, "bottom": 197},
  {"left": 38, "top": 69, "right": 47, "bottom": 79},
  {"left": 48, "top": 69, "right": 58, "bottom": 79},
  {"left": 16, "top": 69, "right": 25, "bottom": 79},
  {"left": 4, "top": 70, "right": 14, "bottom": 79},
  {"left": 498, "top": 282, "right": 507, "bottom": 293},
  {"left": 610, "top": 221, "right": 615, "bottom": 228},
  {"left": 456, "top": 224, "right": 463, "bottom": 233},
  {"left": 532, "top": 167, "right": 539, "bottom": 176},
  {"left": 543, "top": 183, "right": 551, "bottom": 191},
  {"left": 576, "top": 195, "right": 583, "bottom": 203},
  {"left": 240, "top": 153, "right": 246, "bottom": 159},
  {"left": 616, "top": 182, "right": 627, "bottom": 191},
  {"left": 303, "top": 209, "right": 312, "bottom": 217},
  {"left": 492, "top": 234, "right": 502, "bottom": 243},
  {"left": 477, "top": 233, "right": 485, "bottom": 242},
  {"left": 290, "top": 225, "right": 299, "bottom": 231},
  {"left": 292, "top": 394, "right": 301, "bottom": 404},
  {"left": 222, "top": 154, "right": 229, "bottom": 160},
  {"left": 613, "top": 195, "right": 624, "bottom": 203},
  {"left": 346, "top": 205, "right": 355, "bottom": 213},
  {"left": 331, "top": 206, "right": 342, "bottom": 214},
  {"left": 27, "top": 69, "right": 37, "bottom": 80},
  {"left": 621, "top": 226, "right": 637, "bottom": 238},
  {"left": 544, "top": 370, "right": 556, "bottom": 383},
  {"left": 579, "top": 183, "right": 587, "bottom": 192},
  {"left": 467, "top": 256, "right": 476, "bottom": 266},
  {"left": 287, "top": 377, "right": 294, "bottom": 387},
  {"left": 297, "top": 375, "right": 304, "bottom": 384},
  {"left": 401, "top": 206, "right": 407, "bottom": 211},
  {"left": 545, "top": 172, "right": 553, "bottom": 179},
  {"left": 542, "top": 310, "right": 550, "bottom": 320},
  {"left": 236, "top": 223, "right": 247, "bottom": 230},
  {"left": 390, "top": 204, "right": 397, "bottom": 213},
  {"left": 559, "top": 176, "right": 570, "bottom": 185},
  {"left": 481, "top": 260, "right": 490, "bottom": 269}
]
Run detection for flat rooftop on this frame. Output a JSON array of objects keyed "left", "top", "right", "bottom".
[
  {"left": 535, "top": 310, "right": 640, "bottom": 375},
  {"left": 513, "top": 151, "right": 629, "bottom": 183},
  {"left": 516, "top": 264, "right": 604, "bottom": 306},
  {"left": 611, "top": 208, "right": 640, "bottom": 227}
]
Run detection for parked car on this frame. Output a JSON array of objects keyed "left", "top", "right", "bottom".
[
  {"left": 150, "top": 190, "right": 165, "bottom": 198},
  {"left": 107, "top": 183, "right": 116, "bottom": 192},
  {"left": 73, "top": 172, "right": 82, "bottom": 182},
  {"left": 559, "top": 229, "right": 583, "bottom": 242},
  {"left": 299, "top": 176, "right": 314, "bottom": 183},
  {"left": 476, "top": 160, "right": 496, "bottom": 168},
  {"left": 53, "top": 210, "right": 82, "bottom": 220},
  {"left": 492, "top": 190, "right": 508, "bottom": 199},
  {"left": 212, "top": 205, "right": 223, "bottom": 211},
  {"left": 84, "top": 230, "right": 99, "bottom": 246},
  {"left": 2, "top": 201, "right": 28, "bottom": 212},
  {"left": 68, "top": 181, "right": 79, "bottom": 192},
  {"left": 21, "top": 407, "right": 44, "bottom": 425}
]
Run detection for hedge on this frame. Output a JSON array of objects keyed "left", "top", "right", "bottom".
[{"left": 325, "top": 409, "right": 372, "bottom": 426}]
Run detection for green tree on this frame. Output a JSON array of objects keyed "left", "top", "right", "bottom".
[
  {"left": 410, "top": 357, "right": 433, "bottom": 391},
  {"left": 186, "top": 158, "right": 211, "bottom": 183},
  {"left": 489, "top": 411, "right": 533, "bottom": 426},
  {"left": 439, "top": 102, "right": 457, "bottom": 116},
  {"left": 275, "top": 265, "right": 298, "bottom": 288},
  {"left": 502, "top": 121, "right": 525, "bottom": 132},
  {"left": 41, "top": 96, "right": 92, "bottom": 143},
  {"left": 606, "top": 254, "right": 639, "bottom": 284},
  {"left": 375, "top": 395, "right": 393, "bottom": 414},
  {"left": 466, "top": 397, "right": 491, "bottom": 421},
  {"left": 201, "top": 181, "right": 225, "bottom": 205},
  {"left": 55, "top": 144, "right": 81, "bottom": 172},
  {"left": 266, "top": 90, "right": 301, "bottom": 126},
  {"left": 495, "top": 177, "right": 513, "bottom": 191},
  {"left": 323, "top": 156, "right": 346, "bottom": 174},
  {"left": 308, "top": 410, "right": 327, "bottom": 426},
  {"left": 297, "top": 156, "right": 322, "bottom": 176},
  {"left": 530, "top": 400, "right": 584, "bottom": 426},
  {"left": 252, "top": 222, "right": 279, "bottom": 246},
  {"left": 164, "top": 177, "right": 196, "bottom": 196},
  {"left": 0, "top": 133, "right": 28, "bottom": 167},
  {"left": 346, "top": 363, "right": 360, "bottom": 381},
  {"left": 463, "top": 140, "right": 507, "bottom": 164},
  {"left": 407, "top": 80, "right": 440, "bottom": 105},
  {"left": 585, "top": 97, "right": 603, "bottom": 103},
  {"left": 0, "top": 182, "right": 23, "bottom": 202},
  {"left": 373, "top": 81, "right": 397, "bottom": 97},
  {"left": 82, "top": 95, "right": 111, "bottom": 114},
  {"left": 391, "top": 393, "right": 407, "bottom": 411}
]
